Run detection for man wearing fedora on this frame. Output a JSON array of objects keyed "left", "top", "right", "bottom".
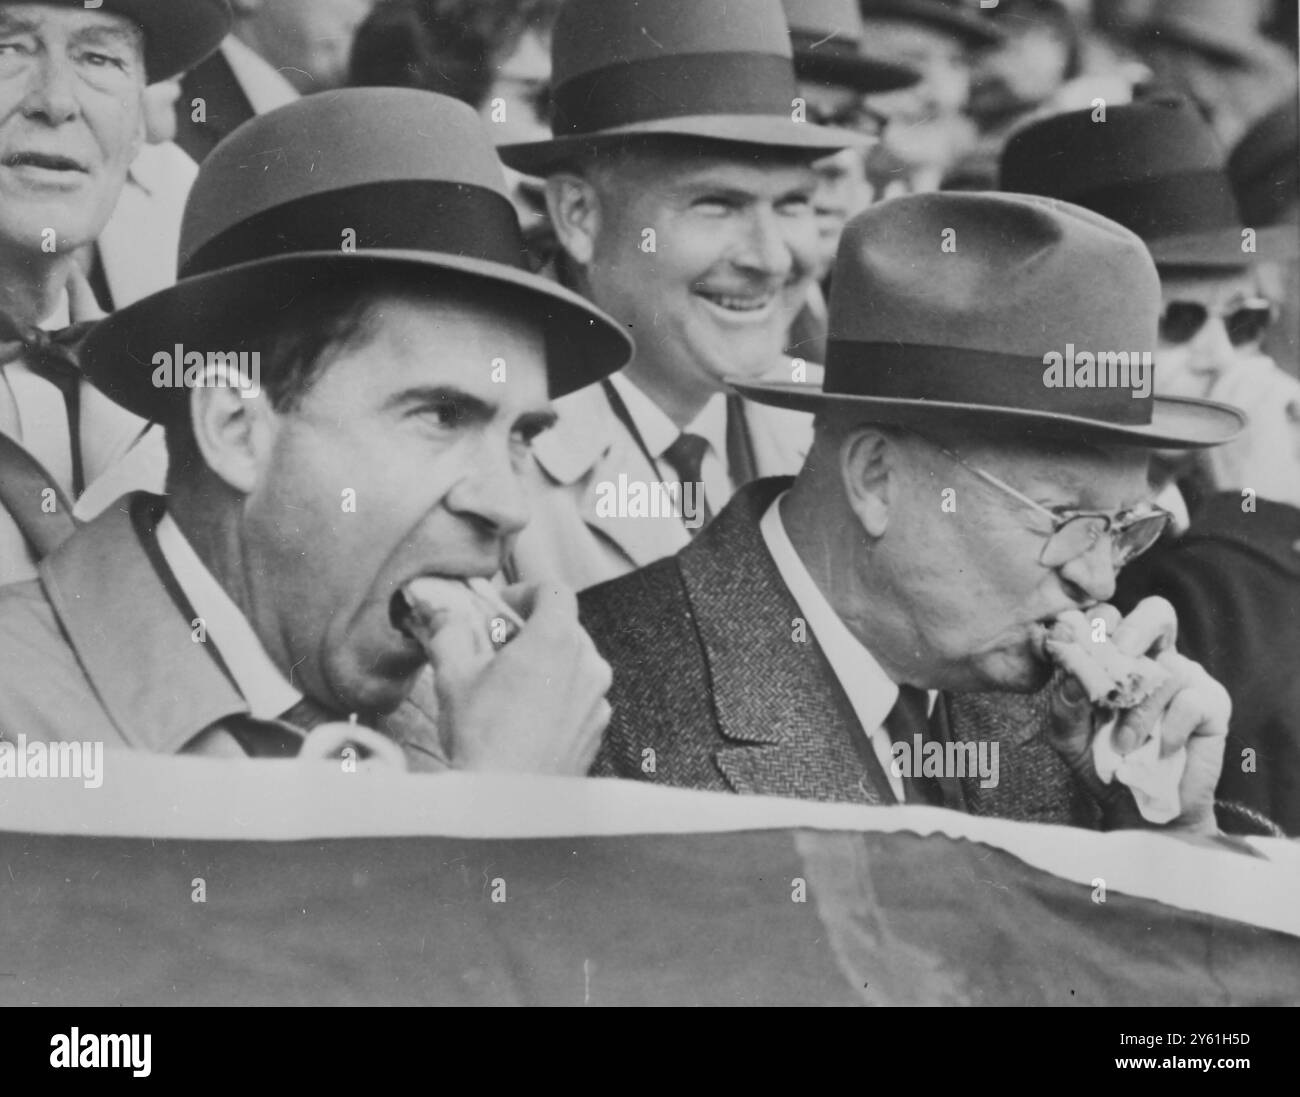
[
  {"left": 500, "top": 0, "right": 868, "bottom": 592},
  {"left": 0, "top": 0, "right": 229, "bottom": 586},
  {"left": 782, "top": 0, "right": 919, "bottom": 365},
  {"left": 998, "top": 97, "right": 1300, "bottom": 833},
  {"left": 0, "top": 87, "right": 631, "bottom": 774},
  {"left": 857, "top": 0, "right": 1002, "bottom": 197},
  {"left": 582, "top": 192, "right": 1239, "bottom": 833}
]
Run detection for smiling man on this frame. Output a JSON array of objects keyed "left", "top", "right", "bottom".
[
  {"left": 0, "top": 88, "right": 632, "bottom": 771},
  {"left": 499, "top": 0, "right": 865, "bottom": 591},
  {"left": 0, "top": 0, "right": 229, "bottom": 585},
  {"left": 581, "top": 192, "right": 1242, "bottom": 834}
]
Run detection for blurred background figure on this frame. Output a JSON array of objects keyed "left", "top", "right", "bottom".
[
  {"left": 232, "top": 0, "right": 378, "bottom": 94},
  {"left": 857, "top": 0, "right": 1002, "bottom": 195},
  {"left": 783, "top": 0, "right": 920, "bottom": 362},
  {"left": 350, "top": 0, "right": 562, "bottom": 235},
  {"left": 1137, "top": 0, "right": 1297, "bottom": 151},
  {"left": 967, "top": 0, "right": 1081, "bottom": 136}
]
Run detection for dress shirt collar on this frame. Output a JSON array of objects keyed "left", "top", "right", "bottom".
[
  {"left": 222, "top": 35, "right": 300, "bottom": 116},
  {"left": 155, "top": 513, "right": 301, "bottom": 721},
  {"left": 759, "top": 492, "right": 902, "bottom": 737},
  {"left": 608, "top": 372, "right": 728, "bottom": 464}
]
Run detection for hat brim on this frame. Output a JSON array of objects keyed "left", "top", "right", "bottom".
[
  {"left": 728, "top": 381, "right": 1246, "bottom": 449},
  {"left": 81, "top": 251, "right": 633, "bottom": 422},
  {"left": 497, "top": 115, "right": 868, "bottom": 176},
  {"left": 793, "top": 49, "right": 920, "bottom": 93},
  {"left": 99, "top": 0, "right": 232, "bottom": 83},
  {"left": 1150, "top": 224, "right": 1299, "bottom": 267}
]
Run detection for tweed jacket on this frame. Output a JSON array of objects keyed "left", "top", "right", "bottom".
[
  {"left": 511, "top": 375, "right": 816, "bottom": 592},
  {"left": 0, "top": 493, "right": 443, "bottom": 765},
  {"left": 581, "top": 477, "right": 975, "bottom": 807}
]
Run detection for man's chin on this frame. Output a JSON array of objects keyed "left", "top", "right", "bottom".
[{"left": 970, "top": 648, "right": 1054, "bottom": 695}]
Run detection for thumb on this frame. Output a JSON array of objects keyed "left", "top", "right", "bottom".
[
  {"left": 1045, "top": 672, "right": 1096, "bottom": 767},
  {"left": 423, "top": 615, "right": 492, "bottom": 702}
]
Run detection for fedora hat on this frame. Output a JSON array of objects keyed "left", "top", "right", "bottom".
[
  {"left": 1229, "top": 98, "right": 1300, "bottom": 229},
  {"left": 999, "top": 97, "right": 1298, "bottom": 268},
  {"left": 81, "top": 89, "right": 633, "bottom": 421},
  {"left": 732, "top": 191, "right": 1244, "bottom": 448},
  {"left": 1140, "top": 0, "right": 1272, "bottom": 65},
  {"left": 784, "top": 0, "right": 920, "bottom": 93},
  {"left": 2, "top": 0, "right": 233, "bottom": 83},
  {"left": 858, "top": 0, "right": 1005, "bottom": 48},
  {"left": 496, "top": 0, "right": 866, "bottom": 177}
]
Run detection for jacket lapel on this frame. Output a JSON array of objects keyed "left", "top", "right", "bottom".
[
  {"left": 676, "top": 479, "right": 891, "bottom": 805},
  {"left": 531, "top": 381, "right": 691, "bottom": 571}
]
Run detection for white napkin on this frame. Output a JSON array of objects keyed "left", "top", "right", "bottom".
[{"left": 1092, "top": 716, "right": 1187, "bottom": 824}]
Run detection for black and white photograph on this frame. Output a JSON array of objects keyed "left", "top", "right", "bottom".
[{"left": 0, "top": 0, "right": 1298, "bottom": 1056}]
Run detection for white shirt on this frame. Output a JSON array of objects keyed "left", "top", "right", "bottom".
[
  {"left": 608, "top": 373, "right": 733, "bottom": 513},
  {"left": 155, "top": 514, "right": 301, "bottom": 721},
  {"left": 760, "top": 493, "right": 926, "bottom": 802}
]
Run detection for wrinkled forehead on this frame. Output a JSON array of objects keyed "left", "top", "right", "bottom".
[
  {"left": 0, "top": 2, "right": 145, "bottom": 51},
  {"left": 595, "top": 139, "right": 820, "bottom": 196}
]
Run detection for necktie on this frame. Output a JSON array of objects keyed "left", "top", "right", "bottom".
[
  {"left": 0, "top": 314, "right": 96, "bottom": 498},
  {"left": 884, "top": 685, "right": 946, "bottom": 807},
  {"left": 661, "top": 432, "right": 713, "bottom": 534},
  {"left": 223, "top": 698, "right": 342, "bottom": 759},
  {"left": 724, "top": 394, "right": 758, "bottom": 490}
]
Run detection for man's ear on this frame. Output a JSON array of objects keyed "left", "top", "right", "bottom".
[
  {"left": 840, "top": 428, "right": 898, "bottom": 538},
  {"left": 189, "top": 385, "right": 277, "bottom": 496},
  {"left": 545, "top": 172, "right": 601, "bottom": 268}
]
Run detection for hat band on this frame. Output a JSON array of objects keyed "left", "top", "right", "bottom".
[
  {"left": 182, "top": 181, "right": 527, "bottom": 279},
  {"left": 1069, "top": 169, "right": 1241, "bottom": 243},
  {"left": 824, "top": 341, "right": 1154, "bottom": 425},
  {"left": 552, "top": 52, "right": 798, "bottom": 136}
]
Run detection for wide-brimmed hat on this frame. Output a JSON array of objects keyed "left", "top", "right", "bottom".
[
  {"left": 81, "top": 89, "right": 633, "bottom": 421},
  {"left": 1229, "top": 98, "right": 1300, "bottom": 229},
  {"left": 858, "top": 0, "right": 1005, "bottom": 48},
  {"left": 3, "top": 0, "right": 232, "bottom": 83},
  {"left": 999, "top": 97, "right": 1297, "bottom": 268},
  {"left": 785, "top": 0, "right": 919, "bottom": 93},
  {"left": 497, "top": 0, "right": 867, "bottom": 177},
  {"left": 732, "top": 191, "right": 1244, "bottom": 448}
]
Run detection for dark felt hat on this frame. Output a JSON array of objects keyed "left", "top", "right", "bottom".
[
  {"left": 1140, "top": 0, "right": 1272, "bottom": 66},
  {"left": 999, "top": 97, "right": 1297, "bottom": 268},
  {"left": 496, "top": 0, "right": 868, "bottom": 177},
  {"left": 784, "top": 0, "right": 920, "bottom": 92},
  {"left": 858, "top": 0, "right": 1006, "bottom": 47},
  {"left": 732, "top": 191, "right": 1244, "bottom": 448},
  {"left": 1, "top": 0, "right": 233, "bottom": 83},
  {"left": 1229, "top": 98, "right": 1300, "bottom": 229},
  {"left": 81, "top": 89, "right": 633, "bottom": 420}
]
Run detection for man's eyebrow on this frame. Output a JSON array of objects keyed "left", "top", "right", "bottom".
[
  {"left": 0, "top": 13, "right": 39, "bottom": 34},
  {"left": 72, "top": 22, "right": 145, "bottom": 53},
  {"left": 517, "top": 408, "right": 559, "bottom": 435},
  {"left": 380, "top": 386, "right": 557, "bottom": 433}
]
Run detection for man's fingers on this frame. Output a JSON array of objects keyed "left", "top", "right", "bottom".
[
  {"left": 424, "top": 614, "right": 492, "bottom": 688},
  {"left": 1111, "top": 596, "right": 1178, "bottom": 658}
]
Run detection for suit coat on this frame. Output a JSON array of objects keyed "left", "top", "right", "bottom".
[
  {"left": 1116, "top": 494, "right": 1300, "bottom": 835},
  {"left": 581, "top": 477, "right": 971, "bottom": 807},
  {"left": 173, "top": 40, "right": 299, "bottom": 163},
  {"left": 0, "top": 493, "right": 443, "bottom": 764},
  {"left": 511, "top": 376, "right": 816, "bottom": 591}
]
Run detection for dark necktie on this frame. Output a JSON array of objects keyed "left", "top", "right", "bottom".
[
  {"left": 224, "top": 698, "right": 343, "bottom": 759},
  {"left": 661, "top": 432, "right": 714, "bottom": 534},
  {"left": 724, "top": 394, "right": 758, "bottom": 489},
  {"left": 884, "top": 685, "right": 947, "bottom": 807},
  {"left": 0, "top": 314, "right": 96, "bottom": 497}
]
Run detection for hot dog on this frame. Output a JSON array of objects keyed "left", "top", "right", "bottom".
[
  {"left": 398, "top": 577, "right": 523, "bottom": 649},
  {"left": 1041, "top": 609, "right": 1166, "bottom": 709}
]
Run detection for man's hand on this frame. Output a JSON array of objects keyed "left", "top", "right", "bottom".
[
  {"left": 1046, "top": 598, "right": 1230, "bottom": 832},
  {"left": 424, "top": 582, "right": 612, "bottom": 775}
]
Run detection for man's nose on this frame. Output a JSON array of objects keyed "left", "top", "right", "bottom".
[
  {"left": 1056, "top": 537, "right": 1119, "bottom": 607},
  {"left": 443, "top": 436, "right": 532, "bottom": 539},
  {"left": 21, "top": 52, "right": 80, "bottom": 125},
  {"left": 731, "top": 205, "right": 798, "bottom": 280},
  {"left": 1187, "top": 314, "right": 1237, "bottom": 376}
]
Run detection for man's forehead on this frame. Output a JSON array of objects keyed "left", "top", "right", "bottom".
[
  {"left": 0, "top": 2, "right": 144, "bottom": 42},
  {"left": 1160, "top": 267, "right": 1258, "bottom": 304},
  {"left": 614, "top": 147, "right": 818, "bottom": 194}
]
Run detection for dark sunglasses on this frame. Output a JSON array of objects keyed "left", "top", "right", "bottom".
[{"left": 1159, "top": 297, "right": 1277, "bottom": 347}]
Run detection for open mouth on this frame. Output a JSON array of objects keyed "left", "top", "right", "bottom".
[
  {"left": 693, "top": 287, "right": 779, "bottom": 318},
  {"left": 388, "top": 575, "right": 521, "bottom": 646}
]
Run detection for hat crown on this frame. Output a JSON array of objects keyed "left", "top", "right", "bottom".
[
  {"left": 831, "top": 191, "right": 1160, "bottom": 360},
  {"left": 181, "top": 88, "right": 512, "bottom": 270},
  {"left": 551, "top": 0, "right": 794, "bottom": 87}
]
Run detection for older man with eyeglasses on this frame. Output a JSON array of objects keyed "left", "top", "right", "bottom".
[{"left": 579, "top": 191, "right": 1243, "bottom": 834}]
